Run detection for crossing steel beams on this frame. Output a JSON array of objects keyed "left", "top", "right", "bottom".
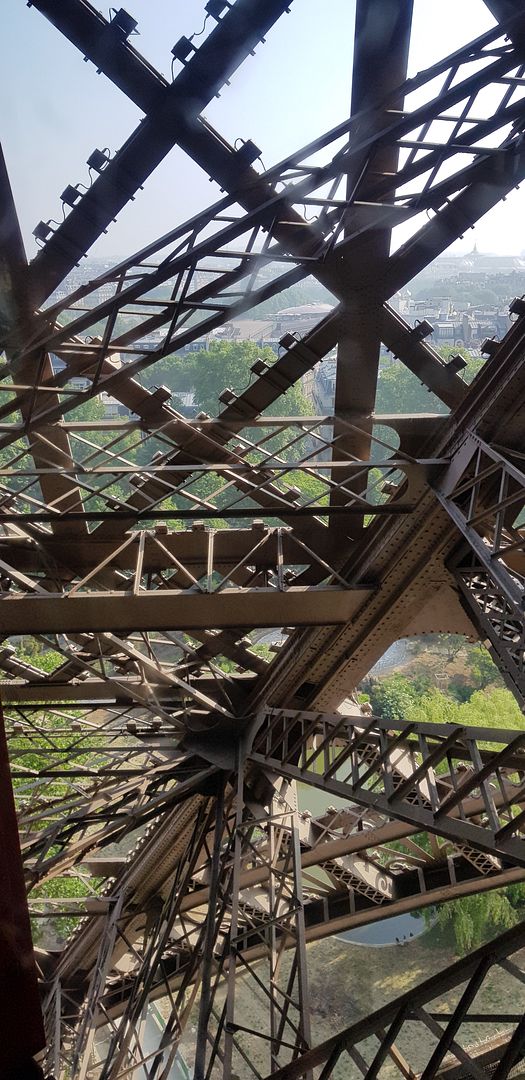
[{"left": 1, "top": 1, "right": 525, "bottom": 1077}]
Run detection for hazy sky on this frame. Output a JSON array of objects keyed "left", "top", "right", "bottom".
[{"left": 2, "top": 0, "right": 524, "bottom": 267}]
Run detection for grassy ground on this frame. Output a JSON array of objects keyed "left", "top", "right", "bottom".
[{"left": 177, "top": 922, "right": 524, "bottom": 1079}]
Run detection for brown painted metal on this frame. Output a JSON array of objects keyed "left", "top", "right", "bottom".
[
  {"left": 0, "top": 585, "right": 371, "bottom": 634},
  {"left": 1, "top": 4, "right": 525, "bottom": 1076},
  {"left": 0, "top": 703, "right": 45, "bottom": 1074},
  {"left": 331, "top": 0, "right": 413, "bottom": 530},
  {"left": 251, "top": 708, "right": 525, "bottom": 864},
  {"left": 262, "top": 920, "right": 525, "bottom": 1080},
  {"left": 0, "top": 146, "right": 87, "bottom": 541}
]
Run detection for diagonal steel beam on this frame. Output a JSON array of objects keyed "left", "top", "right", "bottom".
[
  {"left": 24, "top": 0, "right": 294, "bottom": 306},
  {"left": 0, "top": 146, "right": 29, "bottom": 337},
  {"left": 0, "top": 145, "right": 88, "bottom": 538},
  {"left": 22, "top": 0, "right": 469, "bottom": 407},
  {"left": 484, "top": 0, "right": 525, "bottom": 45},
  {"left": 247, "top": 304, "right": 525, "bottom": 712},
  {"left": 250, "top": 707, "right": 525, "bottom": 865},
  {"left": 262, "top": 920, "right": 525, "bottom": 1080}
]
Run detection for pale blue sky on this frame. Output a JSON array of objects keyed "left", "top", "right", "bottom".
[{"left": 2, "top": 0, "right": 523, "bottom": 265}]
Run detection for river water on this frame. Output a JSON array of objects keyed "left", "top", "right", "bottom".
[{"left": 338, "top": 912, "right": 427, "bottom": 946}]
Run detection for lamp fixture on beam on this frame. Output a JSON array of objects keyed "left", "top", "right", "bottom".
[
  {"left": 109, "top": 8, "right": 138, "bottom": 38},
  {"left": 447, "top": 353, "right": 468, "bottom": 372},
  {"left": 236, "top": 139, "right": 262, "bottom": 166},
  {"left": 171, "top": 36, "right": 195, "bottom": 62},
  {"left": 279, "top": 332, "right": 297, "bottom": 350},
  {"left": 480, "top": 337, "right": 500, "bottom": 357},
  {"left": 205, "top": 0, "right": 231, "bottom": 18},
  {"left": 509, "top": 297, "right": 525, "bottom": 317},
  {"left": 411, "top": 319, "right": 434, "bottom": 341},
  {"left": 60, "top": 185, "right": 82, "bottom": 208},
  {"left": 32, "top": 220, "right": 53, "bottom": 243},
  {"left": 87, "top": 149, "right": 111, "bottom": 174}
]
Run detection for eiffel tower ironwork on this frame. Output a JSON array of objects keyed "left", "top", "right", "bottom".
[{"left": 1, "top": 1, "right": 525, "bottom": 1077}]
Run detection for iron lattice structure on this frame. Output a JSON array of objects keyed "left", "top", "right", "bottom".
[{"left": 1, "top": 1, "right": 525, "bottom": 1077}]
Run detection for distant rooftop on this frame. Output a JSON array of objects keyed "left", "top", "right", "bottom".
[{"left": 275, "top": 303, "right": 334, "bottom": 316}]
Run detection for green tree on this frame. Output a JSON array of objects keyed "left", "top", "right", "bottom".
[
  {"left": 139, "top": 340, "right": 310, "bottom": 418},
  {"left": 436, "top": 344, "right": 484, "bottom": 385},
  {"left": 31, "top": 875, "right": 103, "bottom": 944},
  {"left": 189, "top": 340, "right": 309, "bottom": 417},
  {"left": 376, "top": 363, "right": 448, "bottom": 415},
  {"left": 376, "top": 346, "right": 483, "bottom": 415},
  {"left": 457, "top": 687, "right": 523, "bottom": 730},
  {"left": 403, "top": 686, "right": 522, "bottom": 731},
  {"left": 68, "top": 393, "right": 106, "bottom": 422},
  {"left": 433, "top": 889, "right": 517, "bottom": 954},
  {"left": 366, "top": 673, "right": 419, "bottom": 722},
  {"left": 466, "top": 645, "right": 500, "bottom": 690}
]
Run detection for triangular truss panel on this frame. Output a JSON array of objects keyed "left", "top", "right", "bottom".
[{"left": 1, "top": 1, "right": 525, "bottom": 1077}]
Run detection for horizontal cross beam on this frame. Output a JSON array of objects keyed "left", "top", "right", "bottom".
[{"left": 0, "top": 585, "right": 372, "bottom": 634}]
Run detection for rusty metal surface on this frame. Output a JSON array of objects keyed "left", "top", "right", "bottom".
[
  {"left": 0, "top": 704, "right": 45, "bottom": 1071},
  {"left": 1, "top": 2, "right": 525, "bottom": 1076}
]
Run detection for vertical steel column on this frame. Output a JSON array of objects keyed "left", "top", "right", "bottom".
[
  {"left": 265, "top": 787, "right": 313, "bottom": 1075},
  {"left": 268, "top": 799, "right": 280, "bottom": 1074},
  {"left": 222, "top": 750, "right": 247, "bottom": 1078},
  {"left": 210, "top": 773, "right": 313, "bottom": 1078},
  {"left": 95, "top": 800, "right": 218, "bottom": 1080},
  {"left": 194, "top": 776, "right": 226, "bottom": 1080},
  {"left": 0, "top": 146, "right": 30, "bottom": 337},
  {"left": 331, "top": 0, "right": 414, "bottom": 533},
  {"left": 289, "top": 822, "right": 312, "bottom": 1074},
  {"left": 70, "top": 890, "right": 127, "bottom": 1080},
  {"left": 0, "top": 702, "right": 45, "bottom": 1078}
]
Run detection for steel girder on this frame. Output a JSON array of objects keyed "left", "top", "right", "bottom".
[
  {"left": 0, "top": 587, "right": 372, "bottom": 635},
  {"left": 433, "top": 435, "right": 525, "bottom": 706},
  {"left": 0, "top": 148, "right": 88, "bottom": 543},
  {"left": 28, "top": 734, "right": 525, "bottom": 1077},
  {"left": 13, "top": 3, "right": 523, "bottom": 413},
  {"left": 261, "top": 918, "right": 525, "bottom": 1080},
  {"left": 250, "top": 708, "right": 525, "bottom": 866},
  {"left": 28, "top": 735, "right": 525, "bottom": 1079},
  {"left": 22, "top": 0, "right": 295, "bottom": 308},
  {"left": 14, "top": 11, "right": 525, "bottom": 408},
  {"left": 2, "top": 3, "right": 525, "bottom": 1078},
  {"left": 248, "top": 305, "right": 525, "bottom": 713}
]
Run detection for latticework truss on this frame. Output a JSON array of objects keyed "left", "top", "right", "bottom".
[{"left": 1, "top": 1, "right": 525, "bottom": 1078}]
